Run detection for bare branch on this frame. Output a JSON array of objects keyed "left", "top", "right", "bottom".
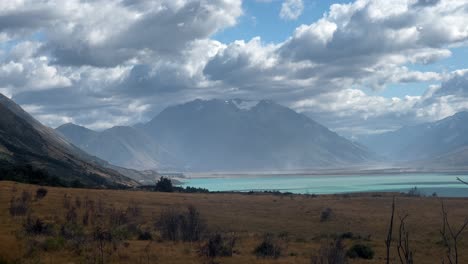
[
  {"left": 456, "top": 177, "right": 468, "bottom": 185},
  {"left": 439, "top": 199, "right": 468, "bottom": 264},
  {"left": 397, "top": 214, "right": 414, "bottom": 264},
  {"left": 386, "top": 196, "right": 396, "bottom": 264}
]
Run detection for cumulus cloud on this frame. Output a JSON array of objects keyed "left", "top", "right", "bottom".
[
  {"left": 280, "top": 0, "right": 468, "bottom": 66},
  {"left": 280, "top": 0, "right": 304, "bottom": 20},
  {"left": 291, "top": 69, "right": 468, "bottom": 138},
  {"left": 0, "top": 0, "right": 468, "bottom": 137},
  {"left": 0, "top": 0, "right": 242, "bottom": 67},
  {"left": 0, "top": 55, "right": 71, "bottom": 93},
  {"left": 201, "top": 0, "right": 468, "bottom": 136}
]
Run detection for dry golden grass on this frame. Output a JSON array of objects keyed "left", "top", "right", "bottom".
[{"left": 0, "top": 181, "right": 467, "bottom": 264}]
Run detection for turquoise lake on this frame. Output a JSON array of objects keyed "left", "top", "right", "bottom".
[{"left": 181, "top": 173, "right": 468, "bottom": 197}]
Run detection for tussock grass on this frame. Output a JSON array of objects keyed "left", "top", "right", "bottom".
[{"left": 0, "top": 181, "right": 467, "bottom": 263}]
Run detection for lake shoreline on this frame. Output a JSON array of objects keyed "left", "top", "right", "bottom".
[
  {"left": 179, "top": 172, "right": 468, "bottom": 197},
  {"left": 183, "top": 167, "right": 468, "bottom": 179}
]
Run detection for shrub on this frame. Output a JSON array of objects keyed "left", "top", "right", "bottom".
[
  {"left": 156, "top": 206, "right": 205, "bottom": 242},
  {"left": 311, "top": 238, "right": 347, "bottom": 264},
  {"left": 110, "top": 226, "right": 131, "bottom": 241},
  {"left": 63, "top": 194, "right": 72, "bottom": 209},
  {"left": 35, "top": 188, "right": 48, "bottom": 200},
  {"left": 200, "top": 233, "right": 237, "bottom": 258},
  {"left": 82, "top": 209, "right": 91, "bottom": 226},
  {"left": 183, "top": 186, "right": 210, "bottom": 193},
  {"left": 60, "top": 222, "right": 84, "bottom": 240},
  {"left": 138, "top": 230, "right": 153, "bottom": 241},
  {"left": 9, "top": 191, "right": 31, "bottom": 217},
  {"left": 126, "top": 201, "right": 142, "bottom": 218},
  {"left": 180, "top": 205, "right": 206, "bottom": 242},
  {"left": 65, "top": 206, "right": 78, "bottom": 225},
  {"left": 156, "top": 208, "right": 180, "bottom": 241},
  {"left": 407, "top": 187, "right": 422, "bottom": 197},
  {"left": 108, "top": 208, "right": 128, "bottom": 227},
  {"left": 253, "top": 234, "right": 282, "bottom": 259},
  {"left": 92, "top": 227, "right": 114, "bottom": 264},
  {"left": 339, "top": 232, "right": 354, "bottom": 239},
  {"left": 0, "top": 256, "right": 8, "bottom": 264},
  {"left": 42, "top": 237, "right": 65, "bottom": 251},
  {"left": 320, "top": 208, "right": 333, "bottom": 222},
  {"left": 75, "top": 197, "right": 82, "bottom": 208},
  {"left": 346, "top": 244, "right": 374, "bottom": 259},
  {"left": 23, "top": 216, "right": 54, "bottom": 236}
]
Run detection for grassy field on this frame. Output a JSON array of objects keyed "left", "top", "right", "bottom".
[{"left": 0, "top": 181, "right": 467, "bottom": 264}]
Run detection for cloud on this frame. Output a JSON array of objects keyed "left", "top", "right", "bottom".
[
  {"left": 412, "top": 0, "right": 440, "bottom": 7},
  {"left": 0, "top": 0, "right": 242, "bottom": 67},
  {"left": 280, "top": 0, "right": 304, "bottom": 20},
  {"left": 201, "top": 0, "right": 468, "bottom": 136},
  {"left": 290, "top": 69, "right": 468, "bottom": 138},
  {"left": 0, "top": 50, "right": 71, "bottom": 93},
  {"left": 0, "top": 0, "right": 468, "bottom": 137}
]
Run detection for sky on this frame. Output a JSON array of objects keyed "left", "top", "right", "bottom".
[{"left": 0, "top": 0, "right": 467, "bottom": 138}]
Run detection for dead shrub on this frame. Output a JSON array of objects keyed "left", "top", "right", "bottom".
[
  {"left": 253, "top": 234, "right": 282, "bottom": 259},
  {"left": 320, "top": 208, "right": 334, "bottom": 222},
  {"left": 156, "top": 206, "right": 205, "bottom": 242},
  {"left": 156, "top": 208, "right": 180, "bottom": 241},
  {"left": 23, "top": 215, "right": 54, "bottom": 236},
  {"left": 199, "top": 233, "right": 237, "bottom": 258},
  {"left": 311, "top": 238, "right": 347, "bottom": 264},
  {"left": 9, "top": 191, "right": 32, "bottom": 217}
]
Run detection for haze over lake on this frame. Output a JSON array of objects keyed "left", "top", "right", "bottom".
[{"left": 182, "top": 174, "right": 468, "bottom": 197}]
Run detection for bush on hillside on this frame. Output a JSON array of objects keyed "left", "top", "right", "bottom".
[{"left": 35, "top": 187, "right": 48, "bottom": 200}]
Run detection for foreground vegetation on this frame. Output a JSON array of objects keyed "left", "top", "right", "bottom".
[{"left": 0, "top": 181, "right": 467, "bottom": 263}]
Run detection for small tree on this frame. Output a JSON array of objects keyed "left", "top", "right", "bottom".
[{"left": 155, "top": 177, "right": 173, "bottom": 192}]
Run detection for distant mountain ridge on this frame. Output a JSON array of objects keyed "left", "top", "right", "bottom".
[
  {"left": 359, "top": 111, "right": 468, "bottom": 167},
  {"left": 57, "top": 98, "right": 376, "bottom": 172},
  {"left": 142, "top": 98, "right": 375, "bottom": 171},
  {"left": 0, "top": 93, "right": 138, "bottom": 188},
  {"left": 56, "top": 123, "right": 180, "bottom": 171}
]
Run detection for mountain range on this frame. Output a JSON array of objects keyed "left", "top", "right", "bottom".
[
  {"left": 4, "top": 92, "right": 467, "bottom": 182},
  {"left": 0, "top": 93, "right": 138, "bottom": 188},
  {"left": 359, "top": 111, "right": 468, "bottom": 169},
  {"left": 56, "top": 124, "right": 180, "bottom": 170},
  {"left": 57, "top": 99, "right": 375, "bottom": 172}
]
